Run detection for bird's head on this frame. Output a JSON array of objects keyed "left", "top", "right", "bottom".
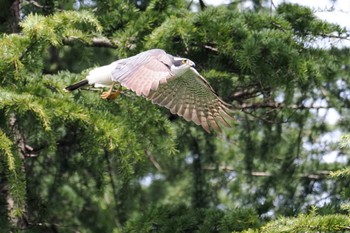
[{"left": 171, "top": 57, "right": 195, "bottom": 76}]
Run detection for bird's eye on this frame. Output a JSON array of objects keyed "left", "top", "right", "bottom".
[{"left": 182, "top": 59, "right": 187, "bottom": 64}]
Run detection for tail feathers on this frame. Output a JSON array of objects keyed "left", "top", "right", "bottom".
[{"left": 65, "top": 79, "right": 89, "bottom": 92}]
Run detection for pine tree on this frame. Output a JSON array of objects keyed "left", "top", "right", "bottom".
[{"left": 0, "top": 0, "right": 350, "bottom": 232}]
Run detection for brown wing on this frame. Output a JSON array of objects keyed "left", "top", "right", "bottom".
[
  {"left": 146, "top": 68, "right": 233, "bottom": 133},
  {"left": 111, "top": 49, "right": 174, "bottom": 96}
]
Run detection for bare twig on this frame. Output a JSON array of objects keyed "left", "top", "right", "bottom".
[
  {"left": 241, "top": 109, "right": 281, "bottom": 124},
  {"left": 145, "top": 150, "right": 162, "bottom": 171},
  {"left": 19, "top": 40, "right": 39, "bottom": 61},
  {"left": 270, "top": 0, "right": 276, "bottom": 9},
  {"left": 319, "top": 33, "right": 350, "bottom": 41},
  {"left": 187, "top": 0, "right": 194, "bottom": 10},
  {"left": 204, "top": 45, "right": 218, "bottom": 52},
  {"left": 231, "top": 88, "right": 269, "bottom": 100},
  {"left": 25, "top": 0, "right": 44, "bottom": 8}
]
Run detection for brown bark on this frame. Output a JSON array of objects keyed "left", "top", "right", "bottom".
[{"left": 10, "top": 0, "right": 21, "bottom": 33}]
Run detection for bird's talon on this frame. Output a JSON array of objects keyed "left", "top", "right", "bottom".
[
  {"left": 100, "top": 91, "right": 121, "bottom": 100},
  {"left": 100, "top": 92, "right": 109, "bottom": 99}
]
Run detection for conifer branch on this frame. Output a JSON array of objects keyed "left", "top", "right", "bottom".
[
  {"left": 241, "top": 109, "right": 281, "bottom": 124},
  {"left": 234, "top": 102, "right": 331, "bottom": 110},
  {"left": 187, "top": 0, "right": 206, "bottom": 10},
  {"left": 231, "top": 87, "right": 270, "bottom": 100},
  {"left": 145, "top": 150, "right": 162, "bottom": 171},
  {"left": 62, "top": 37, "right": 118, "bottom": 48},
  {"left": 19, "top": 40, "right": 39, "bottom": 61},
  {"left": 199, "top": 0, "right": 206, "bottom": 10},
  {"left": 204, "top": 45, "right": 218, "bottom": 52},
  {"left": 319, "top": 33, "right": 350, "bottom": 41},
  {"left": 203, "top": 166, "right": 331, "bottom": 180},
  {"left": 25, "top": 0, "right": 44, "bottom": 9},
  {"left": 187, "top": 0, "right": 193, "bottom": 10}
]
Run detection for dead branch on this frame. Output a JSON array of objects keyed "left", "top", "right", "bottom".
[
  {"left": 25, "top": 0, "right": 44, "bottom": 8},
  {"left": 145, "top": 150, "right": 162, "bottom": 171}
]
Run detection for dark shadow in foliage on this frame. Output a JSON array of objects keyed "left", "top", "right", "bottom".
[{"left": 123, "top": 204, "right": 260, "bottom": 233}]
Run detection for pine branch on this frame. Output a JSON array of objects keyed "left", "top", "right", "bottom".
[
  {"left": 187, "top": 0, "right": 193, "bottom": 10},
  {"left": 199, "top": 0, "right": 206, "bottom": 10},
  {"left": 234, "top": 102, "right": 330, "bottom": 110},
  {"left": 145, "top": 150, "right": 162, "bottom": 171},
  {"left": 25, "top": 0, "right": 44, "bottom": 8},
  {"left": 203, "top": 166, "right": 331, "bottom": 180},
  {"left": 319, "top": 33, "right": 350, "bottom": 41},
  {"left": 231, "top": 87, "right": 270, "bottom": 101},
  {"left": 204, "top": 45, "right": 218, "bottom": 52},
  {"left": 187, "top": 0, "right": 206, "bottom": 11},
  {"left": 62, "top": 37, "right": 118, "bottom": 48},
  {"left": 20, "top": 36, "right": 114, "bottom": 61},
  {"left": 241, "top": 109, "right": 282, "bottom": 124},
  {"left": 19, "top": 39, "right": 39, "bottom": 61},
  {"left": 20, "top": 36, "right": 115, "bottom": 61}
]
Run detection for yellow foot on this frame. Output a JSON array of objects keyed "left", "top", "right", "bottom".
[{"left": 100, "top": 91, "right": 121, "bottom": 100}]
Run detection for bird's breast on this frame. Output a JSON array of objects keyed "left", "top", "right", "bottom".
[{"left": 170, "top": 65, "right": 190, "bottom": 77}]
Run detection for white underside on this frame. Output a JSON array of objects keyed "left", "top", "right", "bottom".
[
  {"left": 170, "top": 64, "right": 191, "bottom": 77},
  {"left": 86, "top": 62, "right": 118, "bottom": 88}
]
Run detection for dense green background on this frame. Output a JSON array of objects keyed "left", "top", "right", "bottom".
[{"left": 1, "top": 0, "right": 350, "bottom": 232}]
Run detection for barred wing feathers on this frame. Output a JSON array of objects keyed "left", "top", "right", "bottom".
[{"left": 147, "top": 68, "right": 233, "bottom": 133}]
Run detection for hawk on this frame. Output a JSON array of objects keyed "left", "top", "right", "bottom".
[{"left": 65, "top": 49, "right": 233, "bottom": 133}]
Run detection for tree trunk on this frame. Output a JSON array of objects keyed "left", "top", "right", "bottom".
[
  {"left": 10, "top": 0, "right": 21, "bottom": 32},
  {"left": 192, "top": 140, "right": 207, "bottom": 208}
]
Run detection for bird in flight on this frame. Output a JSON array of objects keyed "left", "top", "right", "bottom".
[{"left": 65, "top": 49, "right": 233, "bottom": 133}]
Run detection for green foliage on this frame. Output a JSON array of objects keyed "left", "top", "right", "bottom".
[
  {"left": 0, "top": 129, "right": 15, "bottom": 171},
  {"left": 0, "top": 128, "right": 27, "bottom": 222},
  {"left": 339, "top": 134, "right": 350, "bottom": 149},
  {"left": 1, "top": 0, "right": 350, "bottom": 232},
  {"left": 20, "top": 11, "right": 102, "bottom": 46},
  {"left": 0, "top": 10, "right": 102, "bottom": 85},
  {"left": 277, "top": 3, "right": 345, "bottom": 38},
  {"left": 0, "top": 90, "right": 51, "bottom": 131},
  {"left": 239, "top": 210, "right": 350, "bottom": 233},
  {"left": 124, "top": 205, "right": 260, "bottom": 233},
  {"left": 331, "top": 167, "right": 350, "bottom": 177}
]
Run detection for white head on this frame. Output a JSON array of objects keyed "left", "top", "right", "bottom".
[{"left": 171, "top": 57, "right": 196, "bottom": 76}]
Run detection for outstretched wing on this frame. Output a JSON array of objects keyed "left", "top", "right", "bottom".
[
  {"left": 111, "top": 49, "right": 174, "bottom": 96},
  {"left": 146, "top": 68, "right": 233, "bottom": 133}
]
